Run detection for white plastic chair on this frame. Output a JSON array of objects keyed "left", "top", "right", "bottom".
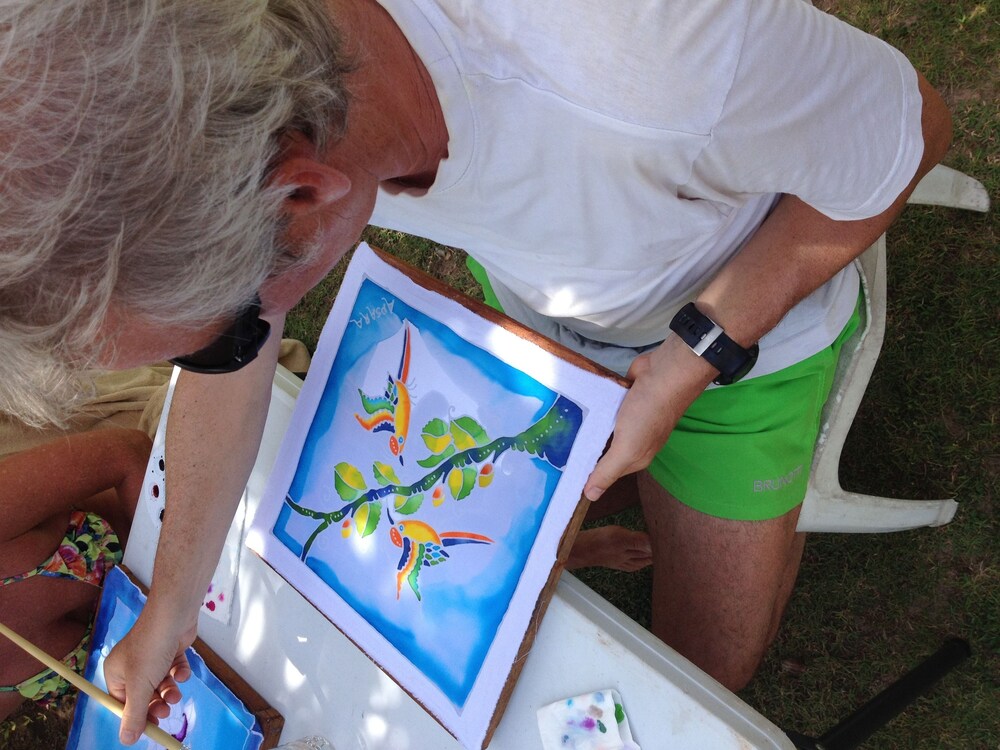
[{"left": 796, "top": 165, "right": 989, "bottom": 532}]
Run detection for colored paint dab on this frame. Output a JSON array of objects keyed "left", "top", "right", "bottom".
[{"left": 478, "top": 463, "right": 494, "bottom": 488}]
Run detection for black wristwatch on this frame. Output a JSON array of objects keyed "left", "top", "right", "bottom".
[{"left": 668, "top": 303, "right": 759, "bottom": 385}]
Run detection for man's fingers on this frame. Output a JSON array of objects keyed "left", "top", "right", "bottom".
[
  {"left": 156, "top": 675, "right": 182, "bottom": 706},
  {"left": 151, "top": 652, "right": 190, "bottom": 701},
  {"left": 168, "top": 651, "right": 192, "bottom": 685},
  {"left": 147, "top": 697, "right": 171, "bottom": 721},
  {"left": 585, "top": 445, "right": 625, "bottom": 501},
  {"left": 585, "top": 437, "right": 643, "bottom": 502},
  {"left": 119, "top": 676, "right": 157, "bottom": 746}
]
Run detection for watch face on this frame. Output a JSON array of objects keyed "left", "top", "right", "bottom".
[{"left": 670, "top": 303, "right": 759, "bottom": 386}]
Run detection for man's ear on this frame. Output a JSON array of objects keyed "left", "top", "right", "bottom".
[{"left": 271, "top": 156, "right": 352, "bottom": 215}]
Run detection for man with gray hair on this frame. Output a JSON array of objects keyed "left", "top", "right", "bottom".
[{"left": 1, "top": 0, "right": 952, "bottom": 744}]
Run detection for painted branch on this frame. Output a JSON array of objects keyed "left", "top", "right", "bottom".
[{"left": 289, "top": 396, "right": 583, "bottom": 557}]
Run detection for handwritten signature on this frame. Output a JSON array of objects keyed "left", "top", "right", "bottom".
[{"left": 350, "top": 297, "right": 396, "bottom": 328}]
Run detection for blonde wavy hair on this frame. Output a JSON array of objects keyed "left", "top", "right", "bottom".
[{"left": 0, "top": 0, "right": 352, "bottom": 425}]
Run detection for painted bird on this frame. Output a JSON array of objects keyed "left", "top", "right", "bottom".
[
  {"left": 389, "top": 516, "right": 494, "bottom": 601},
  {"left": 355, "top": 323, "right": 413, "bottom": 464}
]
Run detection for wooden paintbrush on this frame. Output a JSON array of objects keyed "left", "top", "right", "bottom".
[{"left": 0, "top": 620, "right": 188, "bottom": 750}]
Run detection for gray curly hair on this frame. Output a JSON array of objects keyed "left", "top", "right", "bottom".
[{"left": 0, "top": 0, "right": 352, "bottom": 425}]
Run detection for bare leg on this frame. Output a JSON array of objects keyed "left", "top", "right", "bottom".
[
  {"left": 583, "top": 473, "right": 640, "bottom": 523},
  {"left": 566, "top": 474, "right": 650, "bottom": 572},
  {"left": 637, "top": 471, "right": 805, "bottom": 691},
  {"left": 0, "top": 577, "right": 98, "bottom": 722}
]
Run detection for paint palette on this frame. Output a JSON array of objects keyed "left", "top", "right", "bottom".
[
  {"left": 536, "top": 690, "right": 640, "bottom": 750},
  {"left": 141, "top": 449, "right": 167, "bottom": 526}
]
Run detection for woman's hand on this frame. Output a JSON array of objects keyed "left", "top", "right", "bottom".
[{"left": 103, "top": 605, "right": 197, "bottom": 745}]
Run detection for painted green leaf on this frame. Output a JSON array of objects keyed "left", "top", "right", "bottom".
[
  {"left": 450, "top": 417, "right": 487, "bottom": 451},
  {"left": 454, "top": 416, "right": 489, "bottom": 445},
  {"left": 334, "top": 462, "right": 366, "bottom": 501},
  {"left": 460, "top": 467, "right": 477, "bottom": 499},
  {"left": 447, "top": 466, "right": 477, "bottom": 500},
  {"left": 446, "top": 468, "right": 463, "bottom": 500},
  {"left": 353, "top": 503, "right": 370, "bottom": 536},
  {"left": 421, "top": 418, "right": 452, "bottom": 453},
  {"left": 355, "top": 501, "right": 382, "bottom": 538},
  {"left": 372, "top": 461, "right": 401, "bottom": 486},
  {"left": 417, "top": 443, "right": 455, "bottom": 469},
  {"left": 393, "top": 493, "right": 424, "bottom": 515}
]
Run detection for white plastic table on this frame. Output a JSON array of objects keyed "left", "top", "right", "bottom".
[{"left": 124, "top": 366, "right": 795, "bottom": 750}]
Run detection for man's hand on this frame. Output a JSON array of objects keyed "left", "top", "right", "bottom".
[
  {"left": 103, "top": 608, "right": 197, "bottom": 745},
  {"left": 585, "top": 70, "right": 952, "bottom": 503},
  {"left": 584, "top": 337, "right": 715, "bottom": 502}
]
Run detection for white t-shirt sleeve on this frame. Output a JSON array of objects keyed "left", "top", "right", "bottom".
[{"left": 685, "top": 0, "right": 925, "bottom": 221}]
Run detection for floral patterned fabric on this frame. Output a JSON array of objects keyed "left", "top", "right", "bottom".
[
  {"left": 0, "top": 632, "right": 91, "bottom": 705},
  {"left": 0, "top": 511, "right": 121, "bottom": 704},
  {"left": 1, "top": 511, "right": 121, "bottom": 588}
]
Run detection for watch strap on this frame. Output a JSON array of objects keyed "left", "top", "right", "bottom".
[{"left": 669, "top": 303, "right": 759, "bottom": 385}]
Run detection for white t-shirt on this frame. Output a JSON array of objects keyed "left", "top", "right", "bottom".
[{"left": 370, "top": 0, "right": 924, "bottom": 377}]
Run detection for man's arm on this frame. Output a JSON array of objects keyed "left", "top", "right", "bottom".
[
  {"left": 585, "top": 72, "right": 952, "bottom": 499},
  {"left": 103, "top": 313, "right": 285, "bottom": 746}
]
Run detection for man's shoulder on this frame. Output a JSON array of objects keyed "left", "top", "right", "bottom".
[{"left": 393, "top": 0, "right": 755, "bottom": 132}]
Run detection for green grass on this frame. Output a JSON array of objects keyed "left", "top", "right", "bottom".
[{"left": 287, "top": 4, "right": 999, "bottom": 747}]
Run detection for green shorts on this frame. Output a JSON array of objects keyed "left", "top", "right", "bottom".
[
  {"left": 649, "top": 303, "right": 860, "bottom": 520},
  {"left": 467, "top": 257, "right": 861, "bottom": 521}
]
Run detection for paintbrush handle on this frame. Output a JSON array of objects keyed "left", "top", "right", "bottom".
[{"left": 0, "top": 620, "right": 185, "bottom": 750}]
